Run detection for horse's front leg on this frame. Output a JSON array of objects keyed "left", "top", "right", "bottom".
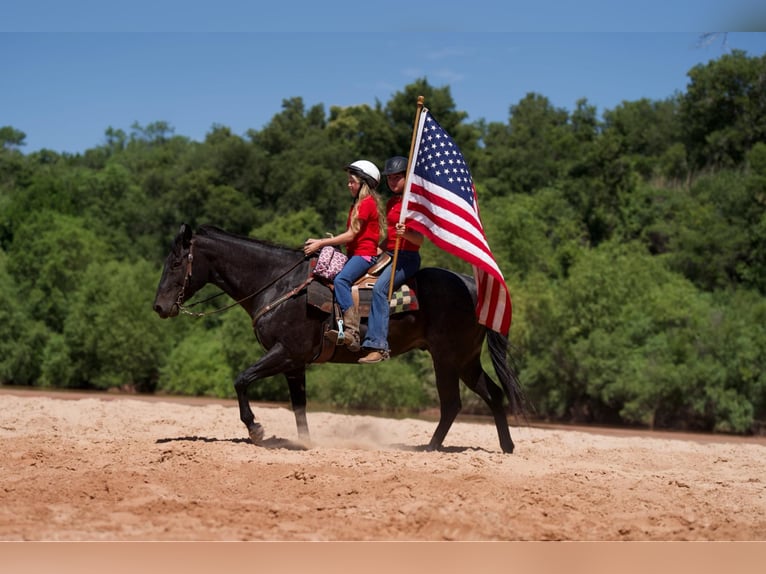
[
  {"left": 234, "top": 343, "right": 299, "bottom": 445},
  {"left": 285, "top": 368, "right": 310, "bottom": 444}
]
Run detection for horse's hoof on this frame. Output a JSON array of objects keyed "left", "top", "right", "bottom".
[
  {"left": 248, "top": 423, "right": 265, "bottom": 445},
  {"left": 297, "top": 438, "right": 313, "bottom": 450}
]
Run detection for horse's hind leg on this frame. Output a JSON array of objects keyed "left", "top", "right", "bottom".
[
  {"left": 428, "top": 362, "right": 463, "bottom": 451},
  {"left": 285, "top": 368, "right": 310, "bottom": 444},
  {"left": 461, "top": 359, "right": 515, "bottom": 453}
]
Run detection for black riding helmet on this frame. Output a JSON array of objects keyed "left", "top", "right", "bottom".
[{"left": 382, "top": 156, "right": 408, "bottom": 176}]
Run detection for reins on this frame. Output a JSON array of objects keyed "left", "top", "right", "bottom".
[{"left": 177, "top": 239, "right": 311, "bottom": 318}]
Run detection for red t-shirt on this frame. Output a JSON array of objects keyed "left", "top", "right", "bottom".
[
  {"left": 384, "top": 194, "right": 420, "bottom": 252},
  {"left": 345, "top": 194, "right": 380, "bottom": 257}
]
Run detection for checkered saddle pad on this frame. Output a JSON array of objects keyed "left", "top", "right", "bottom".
[{"left": 387, "top": 284, "right": 418, "bottom": 315}]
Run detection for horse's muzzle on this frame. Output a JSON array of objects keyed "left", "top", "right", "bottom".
[{"left": 153, "top": 302, "right": 179, "bottom": 319}]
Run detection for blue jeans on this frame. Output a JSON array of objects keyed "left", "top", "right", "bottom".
[
  {"left": 333, "top": 255, "right": 376, "bottom": 312},
  {"left": 361, "top": 250, "right": 421, "bottom": 352}
]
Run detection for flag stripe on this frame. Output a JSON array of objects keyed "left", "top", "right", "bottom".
[
  {"left": 407, "top": 201, "right": 503, "bottom": 278},
  {"left": 407, "top": 182, "right": 502, "bottom": 273},
  {"left": 408, "top": 178, "right": 493, "bottom": 251},
  {"left": 400, "top": 108, "right": 512, "bottom": 334}
]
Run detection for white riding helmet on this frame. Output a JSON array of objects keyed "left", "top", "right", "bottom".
[{"left": 345, "top": 160, "right": 381, "bottom": 189}]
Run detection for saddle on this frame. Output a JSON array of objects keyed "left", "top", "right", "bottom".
[
  {"left": 306, "top": 252, "right": 419, "bottom": 318},
  {"left": 306, "top": 253, "right": 419, "bottom": 363}
]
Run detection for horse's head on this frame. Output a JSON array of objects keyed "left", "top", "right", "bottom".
[{"left": 153, "top": 224, "right": 194, "bottom": 318}]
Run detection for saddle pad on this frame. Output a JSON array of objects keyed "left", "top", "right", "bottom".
[
  {"left": 307, "top": 280, "right": 418, "bottom": 317},
  {"left": 390, "top": 284, "right": 417, "bottom": 314}
]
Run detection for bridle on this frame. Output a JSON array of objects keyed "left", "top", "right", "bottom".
[
  {"left": 174, "top": 242, "right": 198, "bottom": 314},
  {"left": 175, "top": 239, "right": 311, "bottom": 318}
]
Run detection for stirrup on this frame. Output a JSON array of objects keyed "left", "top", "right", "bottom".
[{"left": 324, "top": 318, "right": 346, "bottom": 345}]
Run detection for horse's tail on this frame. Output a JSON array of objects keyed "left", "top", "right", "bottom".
[{"left": 487, "top": 330, "right": 530, "bottom": 420}]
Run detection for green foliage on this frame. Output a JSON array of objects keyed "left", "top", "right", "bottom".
[
  {"left": 479, "top": 93, "right": 577, "bottom": 196},
  {"left": 518, "top": 240, "right": 764, "bottom": 432},
  {"left": 602, "top": 97, "right": 682, "bottom": 179},
  {"left": 0, "top": 250, "right": 49, "bottom": 385},
  {"left": 6, "top": 211, "right": 111, "bottom": 331},
  {"left": 482, "top": 190, "right": 584, "bottom": 280},
  {"left": 307, "top": 358, "right": 430, "bottom": 412},
  {"left": 39, "top": 333, "right": 75, "bottom": 388},
  {"left": 658, "top": 142, "right": 690, "bottom": 183},
  {"left": 0, "top": 126, "right": 26, "bottom": 150},
  {"left": 202, "top": 125, "right": 266, "bottom": 195},
  {"left": 158, "top": 323, "right": 234, "bottom": 398},
  {"left": 219, "top": 309, "right": 264, "bottom": 376},
  {"left": 268, "top": 147, "right": 353, "bottom": 231},
  {"left": 681, "top": 50, "right": 766, "bottom": 170},
  {"left": 664, "top": 170, "right": 753, "bottom": 291},
  {"left": 741, "top": 143, "right": 766, "bottom": 292},
  {"left": 251, "top": 208, "right": 325, "bottom": 248},
  {"left": 384, "top": 80, "right": 468, "bottom": 159},
  {"left": 565, "top": 130, "right": 642, "bottom": 245},
  {"left": 327, "top": 104, "right": 396, "bottom": 161},
  {"left": 40, "top": 259, "right": 171, "bottom": 391},
  {"left": 201, "top": 184, "right": 259, "bottom": 235}
]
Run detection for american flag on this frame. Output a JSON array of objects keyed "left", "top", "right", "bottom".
[{"left": 401, "top": 108, "right": 512, "bottom": 335}]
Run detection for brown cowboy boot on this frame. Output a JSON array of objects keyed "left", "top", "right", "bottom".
[
  {"left": 358, "top": 349, "right": 389, "bottom": 364},
  {"left": 357, "top": 349, "right": 391, "bottom": 365},
  {"left": 341, "top": 306, "right": 361, "bottom": 352}
]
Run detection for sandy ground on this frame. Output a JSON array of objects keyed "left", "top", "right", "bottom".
[{"left": 1, "top": 388, "right": 764, "bottom": 541}]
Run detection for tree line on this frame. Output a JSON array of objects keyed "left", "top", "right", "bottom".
[{"left": 1, "top": 49, "right": 765, "bottom": 434}]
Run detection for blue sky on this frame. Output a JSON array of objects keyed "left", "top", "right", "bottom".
[{"left": 2, "top": 2, "right": 765, "bottom": 154}]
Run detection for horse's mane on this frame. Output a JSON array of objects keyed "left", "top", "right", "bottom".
[{"left": 196, "top": 224, "right": 302, "bottom": 255}]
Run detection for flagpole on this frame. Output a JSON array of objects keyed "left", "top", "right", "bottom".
[{"left": 388, "top": 95, "right": 425, "bottom": 301}]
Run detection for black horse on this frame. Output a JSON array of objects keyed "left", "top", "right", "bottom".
[{"left": 153, "top": 224, "right": 525, "bottom": 453}]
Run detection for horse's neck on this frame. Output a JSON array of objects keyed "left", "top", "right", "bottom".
[{"left": 196, "top": 233, "right": 300, "bottom": 306}]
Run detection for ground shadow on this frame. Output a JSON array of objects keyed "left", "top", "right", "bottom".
[
  {"left": 389, "top": 443, "right": 494, "bottom": 454},
  {"left": 155, "top": 436, "right": 494, "bottom": 453},
  {"left": 155, "top": 435, "right": 309, "bottom": 451}
]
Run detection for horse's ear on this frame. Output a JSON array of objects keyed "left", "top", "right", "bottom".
[{"left": 180, "top": 223, "right": 192, "bottom": 248}]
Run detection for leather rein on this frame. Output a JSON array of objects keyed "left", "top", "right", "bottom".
[{"left": 176, "top": 239, "right": 314, "bottom": 319}]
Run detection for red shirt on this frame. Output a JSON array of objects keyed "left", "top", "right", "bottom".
[
  {"left": 345, "top": 194, "right": 380, "bottom": 257},
  {"left": 385, "top": 194, "right": 420, "bottom": 252}
]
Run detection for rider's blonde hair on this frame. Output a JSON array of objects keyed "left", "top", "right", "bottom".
[{"left": 349, "top": 174, "right": 385, "bottom": 239}]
